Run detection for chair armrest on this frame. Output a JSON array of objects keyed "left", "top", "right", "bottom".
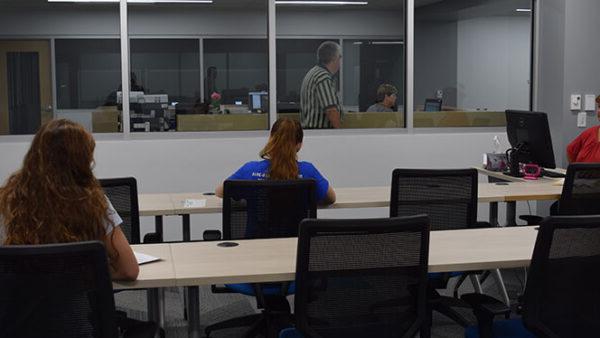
[
  {"left": 461, "top": 293, "right": 510, "bottom": 317},
  {"left": 143, "top": 232, "right": 163, "bottom": 244},
  {"left": 519, "top": 215, "right": 543, "bottom": 226},
  {"left": 211, "top": 284, "right": 234, "bottom": 294},
  {"left": 203, "top": 230, "right": 222, "bottom": 241}
]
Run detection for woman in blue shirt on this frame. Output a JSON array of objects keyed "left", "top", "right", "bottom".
[{"left": 216, "top": 117, "right": 336, "bottom": 204}]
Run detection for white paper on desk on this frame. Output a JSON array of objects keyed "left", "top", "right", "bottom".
[
  {"left": 183, "top": 199, "right": 206, "bottom": 208},
  {"left": 135, "top": 251, "right": 161, "bottom": 265}
]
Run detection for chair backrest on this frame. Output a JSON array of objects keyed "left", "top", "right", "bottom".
[
  {"left": 222, "top": 179, "right": 317, "bottom": 240},
  {"left": 390, "top": 168, "right": 478, "bottom": 230},
  {"left": 100, "top": 177, "right": 141, "bottom": 244},
  {"left": 558, "top": 163, "right": 600, "bottom": 215},
  {"left": 294, "top": 215, "right": 430, "bottom": 338},
  {"left": 522, "top": 215, "right": 600, "bottom": 337},
  {"left": 0, "top": 241, "right": 118, "bottom": 338}
]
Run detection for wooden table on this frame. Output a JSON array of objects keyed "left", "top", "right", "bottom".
[
  {"left": 475, "top": 167, "right": 565, "bottom": 226},
  {"left": 139, "top": 183, "right": 562, "bottom": 240},
  {"left": 120, "top": 226, "right": 539, "bottom": 337}
]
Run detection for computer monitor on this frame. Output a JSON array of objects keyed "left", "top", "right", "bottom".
[
  {"left": 248, "top": 91, "right": 268, "bottom": 113},
  {"left": 424, "top": 98, "right": 442, "bottom": 112},
  {"left": 505, "top": 110, "right": 556, "bottom": 176}
]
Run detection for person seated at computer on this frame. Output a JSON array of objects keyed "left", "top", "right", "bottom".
[
  {"left": 0, "top": 119, "right": 139, "bottom": 282},
  {"left": 366, "top": 84, "right": 398, "bottom": 112},
  {"left": 567, "top": 96, "right": 600, "bottom": 162},
  {"left": 216, "top": 117, "right": 336, "bottom": 205}
]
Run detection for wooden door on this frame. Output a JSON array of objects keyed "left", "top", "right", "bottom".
[{"left": 0, "top": 40, "right": 52, "bottom": 135}]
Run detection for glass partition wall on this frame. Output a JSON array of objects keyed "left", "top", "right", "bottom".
[
  {"left": 0, "top": 0, "right": 534, "bottom": 135},
  {"left": 0, "top": 0, "right": 121, "bottom": 135},
  {"left": 127, "top": 1, "right": 268, "bottom": 132},
  {"left": 276, "top": 0, "right": 406, "bottom": 129},
  {"left": 414, "top": 0, "right": 533, "bottom": 128}
]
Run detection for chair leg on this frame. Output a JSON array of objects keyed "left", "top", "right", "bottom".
[
  {"left": 469, "top": 274, "right": 483, "bottom": 294},
  {"left": 432, "top": 302, "right": 470, "bottom": 327},
  {"left": 492, "top": 269, "right": 510, "bottom": 306},
  {"left": 205, "top": 314, "right": 262, "bottom": 337},
  {"left": 243, "top": 315, "right": 266, "bottom": 338}
]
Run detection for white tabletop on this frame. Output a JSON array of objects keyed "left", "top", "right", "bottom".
[
  {"left": 139, "top": 183, "right": 563, "bottom": 216},
  {"left": 126, "top": 226, "right": 538, "bottom": 288}
]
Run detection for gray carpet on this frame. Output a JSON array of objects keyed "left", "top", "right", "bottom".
[{"left": 115, "top": 268, "right": 526, "bottom": 337}]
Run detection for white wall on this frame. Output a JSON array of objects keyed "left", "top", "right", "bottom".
[
  {"left": 457, "top": 16, "right": 531, "bottom": 111},
  {"left": 0, "top": 130, "right": 526, "bottom": 241}
]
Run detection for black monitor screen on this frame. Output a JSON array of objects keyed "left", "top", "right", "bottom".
[
  {"left": 506, "top": 110, "right": 556, "bottom": 169},
  {"left": 424, "top": 98, "right": 442, "bottom": 112}
]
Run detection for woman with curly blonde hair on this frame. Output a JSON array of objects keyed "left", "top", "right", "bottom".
[{"left": 0, "top": 119, "right": 138, "bottom": 281}]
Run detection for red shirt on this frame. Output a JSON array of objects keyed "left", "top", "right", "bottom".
[{"left": 567, "top": 125, "right": 600, "bottom": 162}]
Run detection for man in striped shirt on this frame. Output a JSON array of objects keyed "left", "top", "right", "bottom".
[{"left": 300, "top": 41, "right": 343, "bottom": 129}]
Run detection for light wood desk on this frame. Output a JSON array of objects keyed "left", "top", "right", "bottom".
[
  {"left": 113, "top": 244, "right": 176, "bottom": 331},
  {"left": 168, "top": 225, "right": 538, "bottom": 337},
  {"left": 113, "top": 244, "right": 176, "bottom": 290},
  {"left": 476, "top": 167, "right": 566, "bottom": 226},
  {"left": 139, "top": 183, "right": 562, "bottom": 240}
]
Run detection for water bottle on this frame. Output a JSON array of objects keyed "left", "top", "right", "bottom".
[{"left": 492, "top": 135, "right": 501, "bottom": 154}]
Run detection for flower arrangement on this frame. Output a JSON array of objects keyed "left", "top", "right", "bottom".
[{"left": 210, "top": 92, "right": 222, "bottom": 113}]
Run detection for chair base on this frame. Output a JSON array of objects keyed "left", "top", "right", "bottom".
[{"left": 205, "top": 295, "right": 292, "bottom": 338}]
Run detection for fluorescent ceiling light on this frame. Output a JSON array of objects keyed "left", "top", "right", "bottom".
[
  {"left": 516, "top": 8, "right": 531, "bottom": 12},
  {"left": 276, "top": 1, "right": 368, "bottom": 5},
  {"left": 48, "top": 0, "right": 213, "bottom": 3}
]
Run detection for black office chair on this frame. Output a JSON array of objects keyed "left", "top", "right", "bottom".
[
  {"left": 390, "top": 168, "right": 489, "bottom": 328},
  {"left": 0, "top": 241, "right": 118, "bottom": 338},
  {"left": 279, "top": 215, "right": 430, "bottom": 338},
  {"left": 100, "top": 177, "right": 164, "bottom": 337},
  {"left": 205, "top": 179, "right": 317, "bottom": 338},
  {"left": 462, "top": 215, "right": 600, "bottom": 338},
  {"left": 520, "top": 163, "right": 600, "bottom": 225},
  {"left": 100, "top": 177, "right": 160, "bottom": 244}
]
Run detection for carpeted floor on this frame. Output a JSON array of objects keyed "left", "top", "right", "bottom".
[{"left": 115, "top": 268, "right": 527, "bottom": 337}]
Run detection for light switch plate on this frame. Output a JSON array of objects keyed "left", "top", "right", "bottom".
[
  {"left": 585, "top": 94, "right": 596, "bottom": 111},
  {"left": 571, "top": 94, "right": 582, "bottom": 110},
  {"left": 577, "top": 112, "right": 587, "bottom": 127}
]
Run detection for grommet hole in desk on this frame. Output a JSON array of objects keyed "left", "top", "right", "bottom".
[{"left": 217, "top": 242, "right": 239, "bottom": 247}]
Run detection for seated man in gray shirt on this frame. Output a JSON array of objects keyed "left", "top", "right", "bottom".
[{"left": 367, "top": 84, "right": 398, "bottom": 112}]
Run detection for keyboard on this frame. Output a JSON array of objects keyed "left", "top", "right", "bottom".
[{"left": 541, "top": 169, "right": 566, "bottom": 178}]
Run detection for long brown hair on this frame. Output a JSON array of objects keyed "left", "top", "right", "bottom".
[
  {"left": 0, "top": 119, "right": 111, "bottom": 246},
  {"left": 259, "top": 118, "right": 303, "bottom": 180}
]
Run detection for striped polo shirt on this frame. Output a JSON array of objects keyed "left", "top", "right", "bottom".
[{"left": 300, "top": 65, "right": 342, "bottom": 129}]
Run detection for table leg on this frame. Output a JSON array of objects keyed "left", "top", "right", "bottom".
[
  {"left": 182, "top": 214, "right": 191, "bottom": 242},
  {"left": 186, "top": 286, "right": 201, "bottom": 338},
  {"left": 492, "top": 269, "right": 511, "bottom": 306},
  {"left": 489, "top": 202, "right": 499, "bottom": 227},
  {"left": 147, "top": 288, "right": 165, "bottom": 337},
  {"left": 506, "top": 201, "right": 517, "bottom": 226},
  {"left": 154, "top": 216, "right": 164, "bottom": 241}
]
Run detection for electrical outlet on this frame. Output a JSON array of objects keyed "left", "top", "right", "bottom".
[
  {"left": 571, "top": 94, "right": 582, "bottom": 110},
  {"left": 577, "top": 112, "right": 587, "bottom": 127}
]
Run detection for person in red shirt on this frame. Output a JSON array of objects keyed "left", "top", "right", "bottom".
[{"left": 567, "top": 95, "right": 600, "bottom": 162}]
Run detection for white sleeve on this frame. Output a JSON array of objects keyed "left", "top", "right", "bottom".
[{"left": 105, "top": 196, "right": 123, "bottom": 235}]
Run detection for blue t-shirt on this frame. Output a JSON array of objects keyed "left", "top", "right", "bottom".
[{"left": 228, "top": 160, "right": 330, "bottom": 202}]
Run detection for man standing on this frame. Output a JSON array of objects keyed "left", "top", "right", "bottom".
[{"left": 300, "top": 41, "right": 343, "bottom": 129}]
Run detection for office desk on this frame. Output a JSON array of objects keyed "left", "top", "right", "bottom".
[
  {"left": 476, "top": 167, "right": 565, "bottom": 226},
  {"left": 170, "top": 226, "right": 538, "bottom": 337},
  {"left": 139, "top": 184, "right": 562, "bottom": 240},
  {"left": 475, "top": 167, "right": 566, "bottom": 183},
  {"left": 113, "top": 244, "right": 176, "bottom": 330}
]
